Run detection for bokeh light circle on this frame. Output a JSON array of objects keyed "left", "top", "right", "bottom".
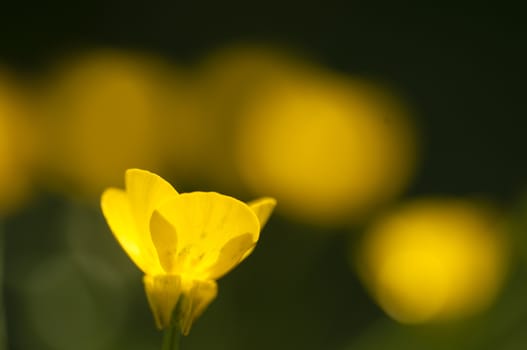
[
  {"left": 36, "top": 50, "right": 176, "bottom": 200},
  {"left": 236, "top": 67, "right": 417, "bottom": 226},
  {"left": 356, "top": 198, "right": 510, "bottom": 323},
  {"left": 0, "top": 69, "right": 37, "bottom": 214}
]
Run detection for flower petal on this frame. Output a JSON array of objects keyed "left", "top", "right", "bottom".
[
  {"left": 150, "top": 210, "right": 179, "bottom": 274},
  {"left": 206, "top": 233, "right": 255, "bottom": 279},
  {"left": 125, "top": 168, "right": 178, "bottom": 234},
  {"left": 155, "top": 192, "right": 260, "bottom": 279},
  {"left": 101, "top": 188, "right": 161, "bottom": 274},
  {"left": 143, "top": 274, "right": 182, "bottom": 329},
  {"left": 247, "top": 197, "right": 277, "bottom": 229},
  {"left": 242, "top": 197, "right": 277, "bottom": 261},
  {"left": 178, "top": 279, "right": 217, "bottom": 336}
]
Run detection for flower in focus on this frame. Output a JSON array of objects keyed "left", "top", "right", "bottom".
[
  {"left": 356, "top": 198, "right": 509, "bottom": 323},
  {"left": 101, "top": 169, "right": 276, "bottom": 334}
]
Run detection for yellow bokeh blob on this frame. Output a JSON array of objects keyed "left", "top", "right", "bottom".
[
  {"left": 236, "top": 66, "right": 417, "bottom": 225},
  {"left": 192, "top": 45, "right": 314, "bottom": 193},
  {"left": 357, "top": 198, "right": 509, "bottom": 323},
  {"left": 0, "top": 69, "right": 37, "bottom": 214},
  {"left": 36, "top": 50, "right": 179, "bottom": 200}
]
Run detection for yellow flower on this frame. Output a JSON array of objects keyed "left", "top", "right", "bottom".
[
  {"left": 235, "top": 62, "right": 417, "bottom": 226},
  {"left": 0, "top": 69, "right": 38, "bottom": 214},
  {"left": 356, "top": 198, "right": 509, "bottom": 323},
  {"left": 100, "top": 169, "right": 276, "bottom": 334}
]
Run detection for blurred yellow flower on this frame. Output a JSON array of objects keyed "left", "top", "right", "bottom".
[
  {"left": 191, "top": 44, "right": 309, "bottom": 193},
  {"left": 236, "top": 66, "right": 417, "bottom": 226},
  {"left": 356, "top": 198, "right": 509, "bottom": 324},
  {"left": 37, "top": 50, "right": 180, "bottom": 200},
  {"left": 101, "top": 169, "right": 276, "bottom": 334},
  {"left": 0, "top": 69, "right": 38, "bottom": 214}
]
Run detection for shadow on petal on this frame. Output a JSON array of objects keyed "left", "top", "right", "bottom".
[{"left": 206, "top": 233, "right": 255, "bottom": 280}]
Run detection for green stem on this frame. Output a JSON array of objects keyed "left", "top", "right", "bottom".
[{"left": 162, "top": 323, "right": 181, "bottom": 350}]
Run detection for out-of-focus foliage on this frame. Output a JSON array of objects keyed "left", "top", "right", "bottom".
[
  {"left": 356, "top": 198, "right": 510, "bottom": 324},
  {"left": 6, "top": 201, "right": 141, "bottom": 350},
  {"left": 511, "top": 191, "right": 527, "bottom": 264}
]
